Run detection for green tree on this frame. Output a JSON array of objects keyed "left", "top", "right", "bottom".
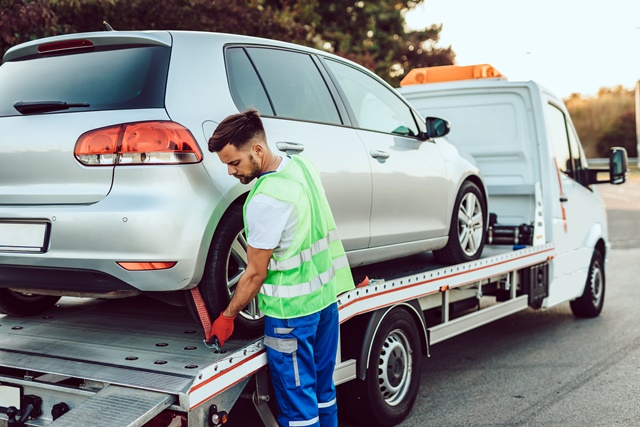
[
  {"left": 49, "top": 0, "right": 310, "bottom": 42},
  {"left": 302, "top": 0, "right": 454, "bottom": 86},
  {"left": 0, "top": 0, "right": 57, "bottom": 56}
]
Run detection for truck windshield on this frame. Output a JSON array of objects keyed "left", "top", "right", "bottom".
[{"left": 0, "top": 45, "right": 170, "bottom": 117}]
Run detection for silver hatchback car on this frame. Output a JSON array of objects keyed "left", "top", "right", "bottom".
[{"left": 0, "top": 30, "right": 487, "bottom": 334}]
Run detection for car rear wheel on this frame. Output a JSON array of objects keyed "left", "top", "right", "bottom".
[
  {"left": 187, "top": 203, "right": 264, "bottom": 338},
  {"left": 0, "top": 289, "right": 60, "bottom": 316},
  {"left": 434, "top": 180, "right": 486, "bottom": 264}
]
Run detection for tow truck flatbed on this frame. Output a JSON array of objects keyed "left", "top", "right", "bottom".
[{"left": 0, "top": 242, "right": 554, "bottom": 426}]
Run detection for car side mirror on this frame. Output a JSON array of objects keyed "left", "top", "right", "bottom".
[
  {"left": 425, "top": 117, "right": 450, "bottom": 139},
  {"left": 609, "top": 147, "right": 628, "bottom": 185}
]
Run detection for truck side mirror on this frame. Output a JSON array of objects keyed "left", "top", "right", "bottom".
[
  {"left": 425, "top": 117, "right": 450, "bottom": 139},
  {"left": 609, "top": 147, "right": 628, "bottom": 185}
]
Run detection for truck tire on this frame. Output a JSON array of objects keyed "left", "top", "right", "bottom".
[
  {"left": 189, "top": 204, "right": 264, "bottom": 338},
  {"left": 339, "top": 308, "right": 421, "bottom": 427},
  {"left": 570, "top": 249, "right": 605, "bottom": 318},
  {"left": 0, "top": 289, "right": 60, "bottom": 316},
  {"left": 434, "top": 180, "right": 486, "bottom": 264}
]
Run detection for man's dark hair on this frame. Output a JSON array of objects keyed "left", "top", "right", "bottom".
[{"left": 208, "top": 109, "right": 266, "bottom": 153}]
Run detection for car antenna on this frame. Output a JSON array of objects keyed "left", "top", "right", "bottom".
[{"left": 103, "top": 21, "right": 115, "bottom": 31}]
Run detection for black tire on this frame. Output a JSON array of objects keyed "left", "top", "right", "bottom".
[
  {"left": 570, "top": 250, "right": 605, "bottom": 318},
  {"left": 187, "top": 204, "right": 264, "bottom": 338},
  {"left": 434, "top": 180, "right": 486, "bottom": 265},
  {"left": 339, "top": 308, "right": 422, "bottom": 427},
  {"left": 0, "top": 289, "right": 60, "bottom": 316}
]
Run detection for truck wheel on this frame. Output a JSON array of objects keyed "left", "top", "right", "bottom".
[
  {"left": 339, "top": 308, "right": 421, "bottom": 427},
  {"left": 0, "top": 289, "right": 60, "bottom": 316},
  {"left": 434, "top": 180, "right": 486, "bottom": 264},
  {"left": 570, "top": 250, "right": 605, "bottom": 318},
  {"left": 189, "top": 204, "right": 264, "bottom": 338}
]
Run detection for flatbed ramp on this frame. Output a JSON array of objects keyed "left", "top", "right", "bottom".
[
  {"left": 48, "top": 386, "right": 173, "bottom": 427},
  {"left": 0, "top": 243, "right": 553, "bottom": 426}
]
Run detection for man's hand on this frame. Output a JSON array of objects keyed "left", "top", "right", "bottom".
[{"left": 210, "top": 313, "right": 236, "bottom": 346}]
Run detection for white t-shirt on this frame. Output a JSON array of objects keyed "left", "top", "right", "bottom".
[{"left": 245, "top": 156, "right": 296, "bottom": 257}]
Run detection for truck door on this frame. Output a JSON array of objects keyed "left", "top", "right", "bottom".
[{"left": 544, "top": 102, "right": 605, "bottom": 304}]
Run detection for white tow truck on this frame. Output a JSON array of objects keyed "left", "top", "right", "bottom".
[{"left": 0, "top": 65, "right": 628, "bottom": 427}]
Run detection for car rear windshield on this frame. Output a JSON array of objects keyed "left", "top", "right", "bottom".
[{"left": 0, "top": 45, "right": 170, "bottom": 117}]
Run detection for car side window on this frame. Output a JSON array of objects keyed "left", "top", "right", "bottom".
[
  {"left": 245, "top": 48, "right": 342, "bottom": 125},
  {"left": 322, "top": 59, "right": 419, "bottom": 137},
  {"left": 226, "top": 47, "right": 274, "bottom": 115},
  {"left": 545, "top": 102, "right": 586, "bottom": 186}
]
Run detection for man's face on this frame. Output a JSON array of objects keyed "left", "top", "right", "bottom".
[{"left": 217, "top": 143, "right": 261, "bottom": 185}]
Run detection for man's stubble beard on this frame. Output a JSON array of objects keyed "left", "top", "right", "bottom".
[{"left": 236, "top": 153, "right": 261, "bottom": 184}]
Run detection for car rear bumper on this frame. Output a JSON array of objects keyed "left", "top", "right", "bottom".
[
  {"left": 0, "top": 264, "right": 136, "bottom": 293},
  {"left": 0, "top": 164, "right": 226, "bottom": 293}
]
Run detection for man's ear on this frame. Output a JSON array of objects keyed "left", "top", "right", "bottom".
[{"left": 250, "top": 140, "right": 266, "bottom": 159}]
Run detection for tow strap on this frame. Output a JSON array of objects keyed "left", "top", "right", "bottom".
[
  {"left": 191, "top": 286, "right": 211, "bottom": 343},
  {"left": 190, "top": 287, "right": 221, "bottom": 350}
]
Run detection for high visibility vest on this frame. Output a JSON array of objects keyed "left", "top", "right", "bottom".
[{"left": 244, "top": 155, "right": 354, "bottom": 319}]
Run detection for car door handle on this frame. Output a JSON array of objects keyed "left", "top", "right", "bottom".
[
  {"left": 559, "top": 196, "right": 568, "bottom": 202},
  {"left": 369, "top": 150, "right": 390, "bottom": 160},
  {"left": 276, "top": 141, "right": 304, "bottom": 155}
]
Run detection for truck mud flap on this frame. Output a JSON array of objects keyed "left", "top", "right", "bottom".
[{"left": 520, "top": 262, "right": 549, "bottom": 309}]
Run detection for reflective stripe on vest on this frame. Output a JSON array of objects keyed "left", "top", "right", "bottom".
[
  {"left": 260, "top": 254, "right": 349, "bottom": 299},
  {"left": 268, "top": 229, "right": 340, "bottom": 271}
]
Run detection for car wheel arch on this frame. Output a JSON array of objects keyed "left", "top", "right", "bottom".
[{"left": 191, "top": 192, "right": 250, "bottom": 286}]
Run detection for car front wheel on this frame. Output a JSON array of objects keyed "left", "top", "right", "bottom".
[{"left": 434, "top": 180, "right": 486, "bottom": 264}]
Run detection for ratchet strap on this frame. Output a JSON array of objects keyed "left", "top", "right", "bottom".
[{"left": 190, "top": 287, "right": 214, "bottom": 342}]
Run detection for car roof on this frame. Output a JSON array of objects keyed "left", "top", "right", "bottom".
[
  {"left": 4, "top": 30, "right": 401, "bottom": 101},
  {"left": 4, "top": 30, "right": 343, "bottom": 65}
]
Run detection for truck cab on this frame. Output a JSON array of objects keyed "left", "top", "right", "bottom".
[{"left": 397, "top": 64, "right": 627, "bottom": 313}]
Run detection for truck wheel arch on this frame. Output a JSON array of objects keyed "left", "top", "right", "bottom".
[{"left": 342, "top": 301, "right": 429, "bottom": 381}]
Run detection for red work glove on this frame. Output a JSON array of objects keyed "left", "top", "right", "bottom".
[{"left": 210, "top": 313, "right": 236, "bottom": 347}]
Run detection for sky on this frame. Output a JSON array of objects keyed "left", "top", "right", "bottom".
[{"left": 404, "top": 0, "right": 640, "bottom": 98}]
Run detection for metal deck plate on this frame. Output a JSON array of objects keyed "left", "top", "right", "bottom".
[{"left": 0, "top": 296, "right": 259, "bottom": 393}]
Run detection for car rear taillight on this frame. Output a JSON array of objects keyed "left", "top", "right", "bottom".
[{"left": 75, "top": 121, "right": 203, "bottom": 166}]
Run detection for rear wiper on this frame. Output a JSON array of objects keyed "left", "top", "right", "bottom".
[{"left": 13, "top": 101, "right": 90, "bottom": 115}]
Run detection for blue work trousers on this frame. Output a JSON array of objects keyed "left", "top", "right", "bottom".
[{"left": 263, "top": 302, "right": 339, "bottom": 427}]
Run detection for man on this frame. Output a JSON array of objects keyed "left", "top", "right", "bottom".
[{"left": 208, "top": 109, "right": 354, "bottom": 427}]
